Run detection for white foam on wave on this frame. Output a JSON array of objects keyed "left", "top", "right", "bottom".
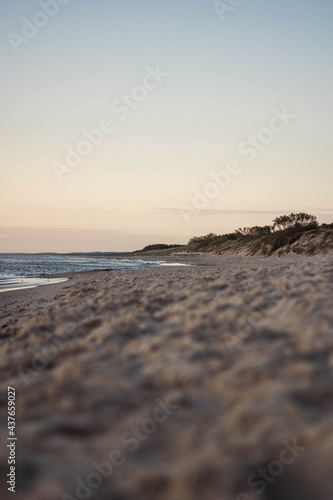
[{"left": 0, "top": 277, "right": 68, "bottom": 293}]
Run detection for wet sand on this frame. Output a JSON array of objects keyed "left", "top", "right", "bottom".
[{"left": 1, "top": 254, "right": 333, "bottom": 499}]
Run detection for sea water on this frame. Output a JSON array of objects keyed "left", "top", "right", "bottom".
[{"left": 0, "top": 254, "right": 165, "bottom": 292}]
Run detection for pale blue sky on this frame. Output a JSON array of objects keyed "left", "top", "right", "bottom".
[{"left": 1, "top": 0, "right": 332, "bottom": 251}]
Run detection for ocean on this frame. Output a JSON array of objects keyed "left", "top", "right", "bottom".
[{"left": 0, "top": 254, "right": 168, "bottom": 293}]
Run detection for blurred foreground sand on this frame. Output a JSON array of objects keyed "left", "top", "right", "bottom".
[{"left": 1, "top": 254, "right": 333, "bottom": 499}]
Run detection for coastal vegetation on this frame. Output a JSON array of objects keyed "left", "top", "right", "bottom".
[
  {"left": 135, "top": 213, "right": 333, "bottom": 256},
  {"left": 135, "top": 243, "right": 183, "bottom": 252}
]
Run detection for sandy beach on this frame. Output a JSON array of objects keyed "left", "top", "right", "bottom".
[
  {"left": 3, "top": 0, "right": 332, "bottom": 497},
  {"left": 1, "top": 253, "right": 333, "bottom": 500}
]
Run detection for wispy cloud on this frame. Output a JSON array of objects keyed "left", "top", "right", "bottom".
[{"left": 153, "top": 208, "right": 293, "bottom": 217}]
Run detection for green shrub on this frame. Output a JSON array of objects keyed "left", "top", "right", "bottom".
[
  {"left": 236, "top": 225, "right": 271, "bottom": 238},
  {"left": 141, "top": 244, "right": 182, "bottom": 251},
  {"left": 188, "top": 233, "right": 217, "bottom": 245},
  {"left": 273, "top": 212, "right": 318, "bottom": 231}
]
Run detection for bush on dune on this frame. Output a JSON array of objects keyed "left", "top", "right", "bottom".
[
  {"left": 188, "top": 233, "right": 218, "bottom": 245},
  {"left": 141, "top": 243, "right": 182, "bottom": 252},
  {"left": 272, "top": 212, "right": 318, "bottom": 231},
  {"left": 236, "top": 225, "right": 272, "bottom": 238}
]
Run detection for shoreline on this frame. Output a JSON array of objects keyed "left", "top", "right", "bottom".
[
  {"left": 0, "top": 253, "right": 212, "bottom": 312},
  {"left": 0, "top": 270, "right": 93, "bottom": 322},
  {"left": 0, "top": 252, "right": 328, "bottom": 321}
]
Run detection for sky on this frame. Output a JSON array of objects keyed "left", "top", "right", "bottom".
[{"left": 1, "top": 0, "right": 332, "bottom": 252}]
